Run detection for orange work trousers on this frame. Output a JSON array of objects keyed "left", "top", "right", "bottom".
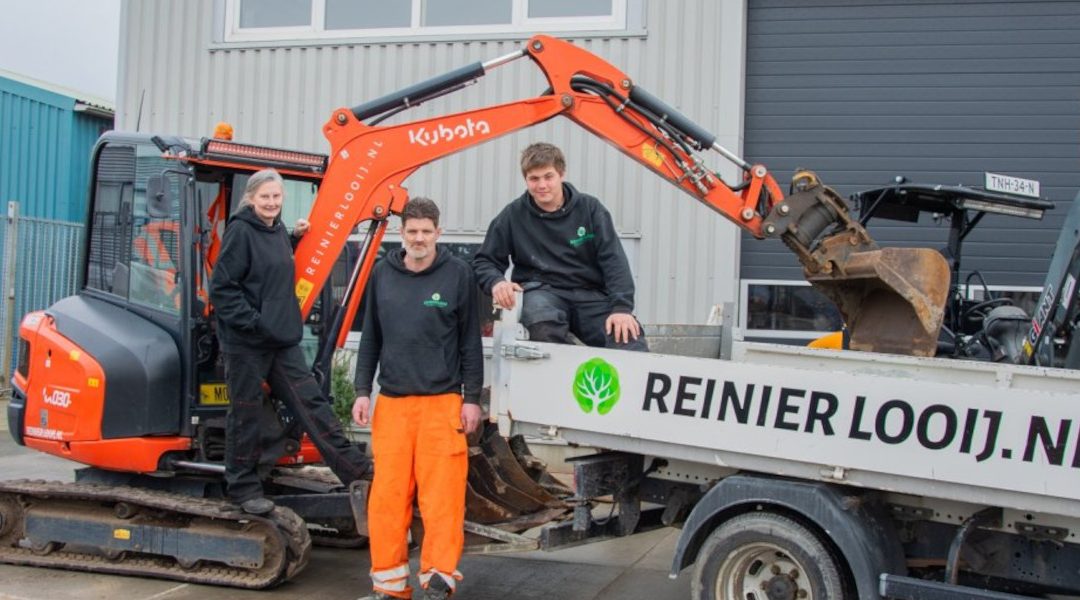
[{"left": 368, "top": 393, "right": 468, "bottom": 598}]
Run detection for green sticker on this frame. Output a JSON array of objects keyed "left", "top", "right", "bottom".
[{"left": 572, "top": 357, "right": 621, "bottom": 415}]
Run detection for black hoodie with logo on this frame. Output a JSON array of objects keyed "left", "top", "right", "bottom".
[
  {"left": 209, "top": 205, "right": 304, "bottom": 353},
  {"left": 472, "top": 182, "right": 635, "bottom": 313},
  {"left": 353, "top": 247, "right": 483, "bottom": 405}
]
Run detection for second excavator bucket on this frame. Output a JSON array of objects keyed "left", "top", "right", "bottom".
[
  {"left": 807, "top": 247, "right": 950, "bottom": 357},
  {"left": 766, "top": 174, "right": 951, "bottom": 357},
  {"left": 465, "top": 421, "right": 571, "bottom": 526}
]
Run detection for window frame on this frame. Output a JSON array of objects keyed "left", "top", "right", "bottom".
[
  {"left": 739, "top": 279, "right": 1047, "bottom": 342},
  {"left": 738, "top": 279, "right": 845, "bottom": 342},
  {"left": 220, "top": 0, "right": 639, "bottom": 45}
]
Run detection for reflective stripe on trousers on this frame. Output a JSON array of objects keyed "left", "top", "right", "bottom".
[
  {"left": 368, "top": 393, "right": 468, "bottom": 597},
  {"left": 370, "top": 563, "right": 410, "bottom": 596},
  {"left": 420, "top": 569, "right": 463, "bottom": 592}
]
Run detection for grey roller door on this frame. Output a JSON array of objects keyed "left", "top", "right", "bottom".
[{"left": 743, "top": 0, "right": 1080, "bottom": 287}]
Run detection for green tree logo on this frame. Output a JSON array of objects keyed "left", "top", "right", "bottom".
[{"left": 573, "top": 358, "right": 620, "bottom": 415}]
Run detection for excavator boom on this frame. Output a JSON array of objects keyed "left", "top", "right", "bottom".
[{"left": 296, "top": 35, "right": 950, "bottom": 357}]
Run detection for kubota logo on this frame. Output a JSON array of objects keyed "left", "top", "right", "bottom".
[
  {"left": 408, "top": 118, "right": 491, "bottom": 147},
  {"left": 572, "top": 358, "right": 620, "bottom": 415},
  {"left": 42, "top": 387, "right": 72, "bottom": 409}
]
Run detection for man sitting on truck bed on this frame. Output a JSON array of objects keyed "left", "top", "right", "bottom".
[{"left": 474, "top": 142, "right": 648, "bottom": 351}]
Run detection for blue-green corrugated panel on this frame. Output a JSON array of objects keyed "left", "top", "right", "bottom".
[
  {"left": 67, "top": 112, "right": 111, "bottom": 222},
  {"left": 0, "top": 76, "right": 111, "bottom": 222}
]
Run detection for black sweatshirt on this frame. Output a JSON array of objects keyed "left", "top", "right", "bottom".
[
  {"left": 472, "top": 183, "right": 636, "bottom": 313},
  {"left": 353, "top": 247, "right": 483, "bottom": 405},
  {"left": 209, "top": 206, "right": 304, "bottom": 353}
]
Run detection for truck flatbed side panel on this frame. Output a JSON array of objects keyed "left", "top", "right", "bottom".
[{"left": 499, "top": 341, "right": 1080, "bottom": 514}]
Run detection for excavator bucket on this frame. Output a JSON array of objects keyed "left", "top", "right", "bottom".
[
  {"left": 767, "top": 175, "right": 951, "bottom": 357},
  {"left": 463, "top": 422, "right": 570, "bottom": 527},
  {"left": 807, "top": 247, "right": 951, "bottom": 357}
]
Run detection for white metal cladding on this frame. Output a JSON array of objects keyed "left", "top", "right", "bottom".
[{"left": 116, "top": 0, "right": 749, "bottom": 324}]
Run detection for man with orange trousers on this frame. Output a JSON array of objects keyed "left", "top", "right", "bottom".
[{"left": 352, "top": 197, "right": 483, "bottom": 600}]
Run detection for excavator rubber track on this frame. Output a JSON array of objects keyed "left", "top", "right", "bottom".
[{"left": 0, "top": 479, "right": 311, "bottom": 589}]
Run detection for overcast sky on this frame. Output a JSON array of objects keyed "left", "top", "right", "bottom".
[{"left": 0, "top": 0, "right": 122, "bottom": 101}]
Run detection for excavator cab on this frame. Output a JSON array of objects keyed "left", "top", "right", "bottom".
[{"left": 9, "top": 131, "right": 332, "bottom": 472}]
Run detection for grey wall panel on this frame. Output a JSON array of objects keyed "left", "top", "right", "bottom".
[
  {"left": 117, "top": 0, "right": 751, "bottom": 324},
  {"left": 742, "top": 0, "right": 1080, "bottom": 288}
]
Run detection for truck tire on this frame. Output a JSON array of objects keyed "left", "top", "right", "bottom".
[{"left": 691, "top": 511, "right": 848, "bottom": 600}]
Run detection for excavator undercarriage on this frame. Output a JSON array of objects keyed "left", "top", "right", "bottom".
[
  {"left": 0, "top": 479, "right": 310, "bottom": 589},
  {"left": 0, "top": 420, "right": 572, "bottom": 587}
]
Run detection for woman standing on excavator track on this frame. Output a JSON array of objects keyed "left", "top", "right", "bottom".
[{"left": 209, "top": 168, "right": 371, "bottom": 515}]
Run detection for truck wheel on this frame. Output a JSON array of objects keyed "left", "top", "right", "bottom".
[{"left": 691, "top": 512, "right": 847, "bottom": 600}]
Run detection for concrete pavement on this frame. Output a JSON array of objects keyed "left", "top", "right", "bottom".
[{"left": 0, "top": 400, "right": 693, "bottom": 600}]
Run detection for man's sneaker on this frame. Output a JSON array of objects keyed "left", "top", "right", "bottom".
[
  {"left": 240, "top": 497, "right": 275, "bottom": 515},
  {"left": 423, "top": 576, "right": 452, "bottom": 600}
]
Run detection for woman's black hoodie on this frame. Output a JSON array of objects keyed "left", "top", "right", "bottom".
[
  {"left": 353, "top": 247, "right": 483, "bottom": 405},
  {"left": 209, "top": 205, "right": 304, "bottom": 353}
]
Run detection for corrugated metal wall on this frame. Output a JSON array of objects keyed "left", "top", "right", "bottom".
[
  {"left": 116, "top": 0, "right": 750, "bottom": 324},
  {"left": 743, "top": 0, "right": 1080, "bottom": 287},
  {"left": 67, "top": 113, "right": 110, "bottom": 223},
  {"left": 0, "top": 76, "right": 111, "bottom": 222}
]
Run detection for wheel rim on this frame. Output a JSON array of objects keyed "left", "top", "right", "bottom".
[{"left": 715, "top": 542, "right": 812, "bottom": 600}]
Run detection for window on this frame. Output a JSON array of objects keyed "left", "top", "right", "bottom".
[
  {"left": 739, "top": 280, "right": 844, "bottom": 341},
  {"left": 230, "top": 173, "right": 319, "bottom": 232},
  {"left": 129, "top": 166, "right": 183, "bottom": 314},
  {"left": 966, "top": 286, "right": 1042, "bottom": 317},
  {"left": 86, "top": 145, "right": 134, "bottom": 296},
  {"left": 87, "top": 142, "right": 185, "bottom": 315},
  {"left": 740, "top": 280, "right": 1046, "bottom": 344},
  {"left": 223, "top": 0, "right": 633, "bottom": 43}
]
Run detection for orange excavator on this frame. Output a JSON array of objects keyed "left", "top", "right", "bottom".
[{"left": 1, "top": 35, "right": 950, "bottom": 588}]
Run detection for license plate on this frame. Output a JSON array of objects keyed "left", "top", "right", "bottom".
[
  {"left": 985, "top": 172, "right": 1040, "bottom": 198},
  {"left": 199, "top": 383, "right": 230, "bottom": 405}
]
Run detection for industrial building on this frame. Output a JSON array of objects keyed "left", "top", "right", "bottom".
[{"left": 115, "top": 0, "right": 1080, "bottom": 338}]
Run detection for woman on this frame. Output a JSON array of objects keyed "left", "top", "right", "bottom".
[{"left": 209, "top": 168, "right": 370, "bottom": 514}]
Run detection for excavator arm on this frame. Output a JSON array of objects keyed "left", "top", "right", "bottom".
[{"left": 296, "top": 34, "right": 949, "bottom": 357}]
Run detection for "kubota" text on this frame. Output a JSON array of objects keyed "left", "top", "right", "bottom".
[{"left": 408, "top": 118, "right": 491, "bottom": 147}]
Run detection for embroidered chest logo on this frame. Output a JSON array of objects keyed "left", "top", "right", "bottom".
[
  {"left": 569, "top": 225, "right": 595, "bottom": 247},
  {"left": 423, "top": 292, "right": 448, "bottom": 308}
]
